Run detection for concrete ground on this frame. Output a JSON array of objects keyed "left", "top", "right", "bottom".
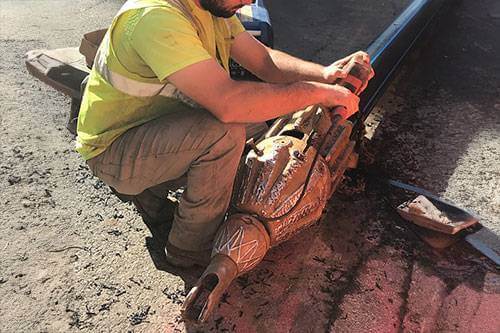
[{"left": 0, "top": 0, "right": 499, "bottom": 332}]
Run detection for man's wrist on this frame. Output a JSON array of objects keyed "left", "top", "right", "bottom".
[
  {"left": 320, "top": 66, "right": 330, "bottom": 83},
  {"left": 306, "top": 81, "right": 332, "bottom": 105}
]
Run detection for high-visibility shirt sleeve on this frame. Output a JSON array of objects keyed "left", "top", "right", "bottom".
[
  {"left": 228, "top": 15, "right": 246, "bottom": 38},
  {"left": 131, "top": 8, "right": 212, "bottom": 82}
]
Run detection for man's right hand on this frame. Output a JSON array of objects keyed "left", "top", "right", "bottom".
[{"left": 318, "top": 83, "right": 360, "bottom": 118}]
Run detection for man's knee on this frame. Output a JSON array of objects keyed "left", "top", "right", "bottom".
[
  {"left": 222, "top": 122, "right": 246, "bottom": 148},
  {"left": 203, "top": 117, "right": 246, "bottom": 152}
]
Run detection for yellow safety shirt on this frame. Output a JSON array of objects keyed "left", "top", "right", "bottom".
[{"left": 76, "top": 0, "right": 245, "bottom": 160}]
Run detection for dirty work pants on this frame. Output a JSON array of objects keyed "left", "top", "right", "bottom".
[{"left": 87, "top": 108, "right": 246, "bottom": 252}]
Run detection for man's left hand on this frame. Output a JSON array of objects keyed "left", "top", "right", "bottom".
[
  {"left": 322, "top": 62, "right": 349, "bottom": 83},
  {"left": 322, "top": 51, "right": 374, "bottom": 85}
]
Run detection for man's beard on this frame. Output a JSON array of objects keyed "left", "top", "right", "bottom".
[{"left": 199, "top": 0, "right": 241, "bottom": 18}]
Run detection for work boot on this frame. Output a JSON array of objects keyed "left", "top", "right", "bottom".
[{"left": 164, "top": 242, "right": 211, "bottom": 268}]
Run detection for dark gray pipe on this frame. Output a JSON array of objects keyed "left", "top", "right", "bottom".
[{"left": 356, "top": 0, "right": 447, "bottom": 128}]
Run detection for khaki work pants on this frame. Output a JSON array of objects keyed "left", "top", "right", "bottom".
[{"left": 87, "top": 108, "right": 246, "bottom": 252}]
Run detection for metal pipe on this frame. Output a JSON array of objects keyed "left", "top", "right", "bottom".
[{"left": 357, "top": 0, "right": 447, "bottom": 126}]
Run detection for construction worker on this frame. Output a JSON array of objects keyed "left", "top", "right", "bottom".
[{"left": 77, "top": 0, "right": 371, "bottom": 267}]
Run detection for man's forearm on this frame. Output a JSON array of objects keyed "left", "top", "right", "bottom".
[
  {"left": 216, "top": 79, "right": 351, "bottom": 124},
  {"left": 260, "top": 48, "right": 328, "bottom": 84}
]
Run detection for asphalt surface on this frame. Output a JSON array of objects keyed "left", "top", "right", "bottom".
[{"left": 0, "top": 0, "right": 499, "bottom": 332}]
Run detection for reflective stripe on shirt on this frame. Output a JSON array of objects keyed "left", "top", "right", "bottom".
[
  {"left": 94, "top": 36, "right": 169, "bottom": 97},
  {"left": 93, "top": 0, "right": 202, "bottom": 98}
]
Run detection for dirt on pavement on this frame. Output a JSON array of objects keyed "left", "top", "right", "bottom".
[{"left": 1, "top": 0, "right": 499, "bottom": 332}]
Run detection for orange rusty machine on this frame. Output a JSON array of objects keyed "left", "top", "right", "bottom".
[{"left": 182, "top": 56, "right": 373, "bottom": 322}]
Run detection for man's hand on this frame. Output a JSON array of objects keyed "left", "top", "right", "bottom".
[
  {"left": 322, "top": 62, "right": 349, "bottom": 83},
  {"left": 322, "top": 51, "right": 374, "bottom": 85},
  {"left": 333, "top": 50, "right": 370, "bottom": 68},
  {"left": 320, "top": 84, "right": 360, "bottom": 119}
]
